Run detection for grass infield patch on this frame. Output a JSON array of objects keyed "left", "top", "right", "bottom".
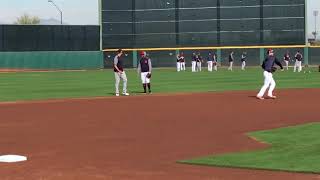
[
  {"left": 0, "top": 67, "right": 319, "bottom": 102},
  {"left": 179, "top": 123, "right": 320, "bottom": 174}
]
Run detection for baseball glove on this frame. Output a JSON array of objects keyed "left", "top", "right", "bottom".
[
  {"left": 271, "top": 66, "right": 277, "bottom": 73},
  {"left": 146, "top": 73, "right": 152, "bottom": 79}
]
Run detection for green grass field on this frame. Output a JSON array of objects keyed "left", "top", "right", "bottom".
[
  {"left": 179, "top": 123, "right": 320, "bottom": 174},
  {"left": 0, "top": 67, "right": 319, "bottom": 102}
]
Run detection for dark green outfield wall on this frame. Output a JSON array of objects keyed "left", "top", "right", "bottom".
[{"left": 0, "top": 51, "right": 103, "bottom": 70}]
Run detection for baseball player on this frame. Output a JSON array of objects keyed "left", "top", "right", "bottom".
[
  {"left": 283, "top": 51, "right": 291, "bottom": 70},
  {"left": 191, "top": 52, "right": 197, "bottom": 72},
  {"left": 294, "top": 51, "right": 303, "bottom": 72},
  {"left": 213, "top": 53, "right": 218, "bottom": 71},
  {"left": 241, "top": 52, "right": 247, "bottom": 70},
  {"left": 256, "top": 49, "right": 283, "bottom": 100},
  {"left": 113, "top": 49, "right": 129, "bottom": 96},
  {"left": 177, "top": 52, "right": 186, "bottom": 71},
  {"left": 176, "top": 53, "right": 181, "bottom": 72},
  {"left": 228, "top": 51, "right": 234, "bottom": 71},
  {"left": 196, "top": 52, "right": 202, "bottom": 72},
  {"left": 137, "top": 51, "right": 152, "bottom": 94},
  {"left": 207, "top": 52, "right": 217, "bottom": 72}
]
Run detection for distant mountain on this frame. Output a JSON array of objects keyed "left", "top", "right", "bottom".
[{"left": 40, "top": 18, "right": 67, "bottom": 25}]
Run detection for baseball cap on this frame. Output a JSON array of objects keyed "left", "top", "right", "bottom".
[{"left": 140, "top": 51, "right": 146, "bottom": 56}]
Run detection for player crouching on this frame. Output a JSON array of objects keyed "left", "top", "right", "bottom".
[{"left": 138, "top": 51, "right": 152, "bottom": 94}]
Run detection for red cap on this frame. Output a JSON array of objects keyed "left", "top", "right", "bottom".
[{"left": 140, "top": 51, "right": 146, "bottom": 56}]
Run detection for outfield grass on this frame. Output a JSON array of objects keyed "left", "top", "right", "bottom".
[
  {"left": 179, "top": 123, "right": 320, "bottom": 174},
  {"left": 0, "top": 67, "right": 319, "bottom": 102}
]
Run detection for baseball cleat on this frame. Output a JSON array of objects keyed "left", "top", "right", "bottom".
[
  {"left": 122, "top": 93, "right": 130, "bottom": 96},
  {"left": 256, "top": 96, "right": 264, "bottom": 100},
  {"left": 115, "top": 93, "right": 120, "bottom": 97}
]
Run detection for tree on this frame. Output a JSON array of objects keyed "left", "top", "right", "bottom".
[{"left": 14, "top": 14, "right": 40, "bottom": 25}]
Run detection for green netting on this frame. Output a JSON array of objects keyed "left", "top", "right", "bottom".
[
  {"left": 0, "top": 51, "right": 103, "bottom": 69},
  {"left": 102, "top": 0, "right": 305, "bottom": 49},
  {"left": 0, "top": 25, "right": 99, "bottom": 51}
]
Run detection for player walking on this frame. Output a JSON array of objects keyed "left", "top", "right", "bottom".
[
  {"left": 256, "top": 49, "right": 283, "bottom": 100},
  {"left": 228, "top": 51, "right": 234, "bottom": 71},
  {"left": 283, "top": 51, "right": 290, "bottom": 70},
  {"left": 241, "top": 52, "right": 247, "bottom": 70},
  {"left": 113, "top": 49, "right": 129, "bottom": 96},
  {"left": 294, "top": 51, "right": 303, "bottom": 72},
  {"left": 138, "top": 51, "right": 152, "bottom": 94}
]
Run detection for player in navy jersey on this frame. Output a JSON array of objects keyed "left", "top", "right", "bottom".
[
  {"left": 138, "top": 51, "right": 152, "bottom": 94},
  {"left": 256, "top": 49, "right": 284, "bottom": 100},
  {"left": 191, "top": 52, "right": 197, "bottom": 72},
  {"left": 228, "top": 51, "right": 234, "bottom": 71},
  {"left": 283, "top": 51, "right": 291, "bottom": 71},
  {"left": 241, "top": 52, "right": 247, "bottom": 70},
  {"left": 294, "top": 51, "right": 303, "bottom": 72}
]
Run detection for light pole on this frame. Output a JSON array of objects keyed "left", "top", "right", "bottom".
[
  {"left": 48, "top": 0, "right": 63, "bottom": 25},
  {"left": 313, "top": 10, "right": 318, "bottom": 40}
]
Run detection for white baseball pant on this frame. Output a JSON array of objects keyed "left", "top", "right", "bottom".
[
  {"left": 140, "top": 72, "right": 150, "bottom": 84},
  {"left": 257, "top": 71, "right": 276, "bottom": 97}
]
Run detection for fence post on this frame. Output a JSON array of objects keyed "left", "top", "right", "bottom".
[
  {"left": 304, "top": 47, "right": 309, "bottom": 65},
  {"left": 259, "top": 48, "right": 265, "bottom": 64},
  {"left": 217, "top": 49, "right": 221, "bottom": 64},
  {"left": 132, "top": 50, "right": 137, "bottom": 68}
]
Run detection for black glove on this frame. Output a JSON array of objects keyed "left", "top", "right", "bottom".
[
  {"left": 271, "top": 67, "right": 277, "bottom": 73},
  {"left": 146, "top": 73, "right": 152, "bottom": 79}
]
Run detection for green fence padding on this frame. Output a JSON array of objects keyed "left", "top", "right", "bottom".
[{"left": 0, "top": 51, "right": 103, "bottom": 70}]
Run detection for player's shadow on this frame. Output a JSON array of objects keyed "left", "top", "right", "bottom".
[
  {"left": 248, "top": 95, "right": 277, "bottom": 100},
  {"left": 106, "top": 91, "right": 146, "bottom": 96},
  {"left": 248, "top": 95, "right": 257, "bottom": 98}
]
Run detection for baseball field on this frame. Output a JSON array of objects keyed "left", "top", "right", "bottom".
[{"left": 1, "top": 67, "right": 320, "bottom": 180}]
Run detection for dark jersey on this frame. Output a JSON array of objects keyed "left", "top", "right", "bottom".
[
  {"left": 229, "top": 54, "right": 234, "bottom": 62},
  {"left": 192, "top": 54, "right": 196, "bottom": 61},
  {"left": 241, "top": 54, "right": 246, "bottom": 62},
  {"left": 139, "top": 57, "right": 151, "bottom": 72},
  {"left": 177, "top": 55, "right": 185, "bottom": 62},
  {"left": 284, "top": 53, "right": 290, "bottom": 61},
  {"left": 196, "top": 55, "right": 202, "bottom": 62},
  {"left": 113, "top": 55, "right": 123, "bottom": 72},
  {"left": 207, "top": 55, "right": 216, "bottom": 62},
  {"left": 261, "top": 55, "right": 283, "bottom": 73},
  {"left": 295, "top": 53, "right": 302, "bottom": 61}
]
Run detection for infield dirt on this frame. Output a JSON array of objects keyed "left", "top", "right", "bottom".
[{"left": 0, "top": 89, "right": 319, "bottom": 180}]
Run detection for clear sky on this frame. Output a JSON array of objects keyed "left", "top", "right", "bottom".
[
  {"left": 0, "top": 0, "right": 319, "bottom": 36},
  {"left": 0, "top": 0, "right": 99, "bottom": 25}
]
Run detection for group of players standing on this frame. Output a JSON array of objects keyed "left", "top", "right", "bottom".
[
  {"left": 176, "top": 51, "right": 248, "bottom": 72},
  {"left": 113, "top": 48, "right": 304, "bottom": 97},
  {"left": 176, "top": 50, "right": 304, "bottom": 72}
]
